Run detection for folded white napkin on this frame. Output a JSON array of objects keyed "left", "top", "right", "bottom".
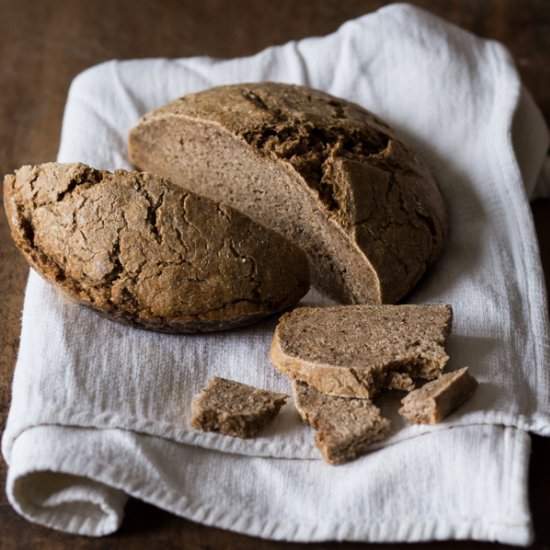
[{"left": 3, "top": 3, "right": 550, "bottom": 545}]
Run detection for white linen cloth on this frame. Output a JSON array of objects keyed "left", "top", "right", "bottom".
[{"left": 3, "top": 3, "right": 550, "bottom": 545}]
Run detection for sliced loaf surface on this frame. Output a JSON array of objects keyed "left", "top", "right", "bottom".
[
  {"left": 190, "top": 377, "right": 288, "bottom": 438},
  {"left": 293, "top": 380, "right": 391, "bottom": 465},
  {"left": 271, "top": 304, "right": 452, "bottom": 399},
  {"left": 399, "top": 367, "right": 478, "bottom": 424},
  {"left": 128, "top": 82, "right": 448, "bottom": 305},
  {"left": 3, "top": 163, "right": 310, "bottom": 333}
]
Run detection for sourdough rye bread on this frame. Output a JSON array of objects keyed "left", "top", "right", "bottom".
[
  {"left": 271, "top": 304, "right": 452, "bottom": 399},
  {"left": 191, "top": 377, "right": 288, "bottom": 438},
  {"left": 128, "top": 82, "right": 448, "bottom": 304},
  {"left": 399, "top": 367, "right": 478, "bottom": 424},
  {"left": 293, "top": 380, "right": 391, "bottom": 465},
  {"left": 3, "top": 163, "right": 310, "bottom": 332}
]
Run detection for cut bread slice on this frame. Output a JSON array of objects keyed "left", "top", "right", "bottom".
[
  {"left": 271, "top": 304, "right": 452, "bottom": 399},
  {"left": 399, "top": 367, "right": 478, "bottom": 424},
  {"left": 293, "top": 380, "right": 391, "bottom": 465},
  {"left": 190, "top": 377, "right": 288, "bottom": 438},
  {"left": 128, "top": 82, "right": 447, "bottom": 304}
]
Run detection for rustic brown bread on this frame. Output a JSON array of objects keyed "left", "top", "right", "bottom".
[
  {"left": 293, "top": 380, "right": 391, "bottom": 465},
  {"left": 190, "top": 377, "right": 288, "bottom": 438},
  {"left": 271, "top": 304, "right": 452, "bottom": 399},
  {"left": 399, "top": 367, "right": 478, "bottom": 424},
  {"left": 3, "top": 162, "right": 310, "bottom": 333},
  {"left": 128, "top": 82, "right": 448, "bottom": 304}
]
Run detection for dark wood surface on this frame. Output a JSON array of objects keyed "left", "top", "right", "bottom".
[{"left": 1, "top": 0, "right": 549, "bottom": 548}]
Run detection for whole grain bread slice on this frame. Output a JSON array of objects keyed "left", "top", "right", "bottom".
[
  {"left": 271, "top": 304, "right": 452, "bottom": 399},
  {"left": 129, "top": 82, "right": 447, "bottom": 305},
  {"left": 3, "top": 162, "right": 310, "bottom": 333},
  {"left": 399, "top": 367, "right": 478, "bottom": 424},
  {"left": 190, "top": 377, "right": 288, "bottom": 438},
  {"left": 293, "top": 380, "right": 391, "bottom": 465}
]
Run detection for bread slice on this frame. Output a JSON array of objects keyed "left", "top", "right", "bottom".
[
  {"left": 399, "top": 367, "right": 478, "bottom": 424},
  {"left": 293, "top": 380, "right": 391, "bottom": 465},
  {"left": 3, "top": 163, "right": 310, "bottom": 333},
  {"left": 128, "top": 82, "right": 447, "bottom": 305},
  {"left": 190, "top": 377, "right": 288, "bottom": 438},
  {"left": 271, "top": 304, "right": 452, "bottom": 399}
]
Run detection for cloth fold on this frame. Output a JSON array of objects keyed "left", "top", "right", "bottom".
[
  {"left": 6, "top": 424, "right": 533, "bottom": 544},
  {"left": 2, "top": 3, "right": 549, "bottom": 545}
]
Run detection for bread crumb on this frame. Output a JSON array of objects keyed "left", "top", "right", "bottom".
[{"left": 190, "top": 377, "right": 288, "bottom": 438}]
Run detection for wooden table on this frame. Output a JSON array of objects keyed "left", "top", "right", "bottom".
[{"left": 1, "top": 1, "right": 549, "bottom": 548}]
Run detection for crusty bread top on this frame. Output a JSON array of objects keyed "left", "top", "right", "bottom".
[
  {"left": 3, "top": 162, "right": 310, "bottom": 332},
  {"left": 130, "top": 82, "right": 448, "bottom": 304}
]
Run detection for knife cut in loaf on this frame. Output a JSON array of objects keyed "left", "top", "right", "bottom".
[
  {"left": 270, "top": 304, "right": 452, "bottom": 399},
  {"left": 128, "top": 82, "right": 447, "bottom": 304},
  {"left": 3, "top": 163, "right": 310, "bottom": 333}
]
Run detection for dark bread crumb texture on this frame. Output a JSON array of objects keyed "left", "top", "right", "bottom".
[
  {"left": 3, "top": 162, "right": 310, "bottom": 333},
  {"left": 269, "top": 303, "right": 480, "bottom": 465},
  {"left": 129, "top": 82, "right": 448, "bottom": 305},
  {"left": 399, "top": 366, "right": 478, "bottom": 424},
  {"left": 271, "top": 304, "right": 453, "bottom": 399},
  {"left": 190, "top": 377, "right": 288, "bottom": 438},
  {"left": 293, "top": 380, "right": 391, "bottom": 465}
]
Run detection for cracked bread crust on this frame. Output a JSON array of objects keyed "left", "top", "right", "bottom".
[
  {"left": 129, "top": 82, "right": 448, "bottom": 304},
  {"left": 190, "top": 377, "right": 288, "bottom": 438},
  {"left": 3, "top": 162, "right": 310, "bottom": 333},
  {"left": 271, "top": 304, "right": 452, "bottom": 399},
  {"left": 293, "top": 380, "right": 391, "bottom": 465}
]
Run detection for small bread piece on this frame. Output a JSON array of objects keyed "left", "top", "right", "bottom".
[
  {"left": 129, "top": 82, "right": 448, "bottom": 305},
  {"left": 271, "top": 304, "right": 452, "bottom": 399},
  {"left": 293, "top": 380, "right": 391, "bottom": 465},
  {"left": 190, "top": 377, "right": 288, "bottom": 438},
  {"left": 3, "top": 163, "right": 310, "bottom": 333},
  {"left": 399, "top": 367, "right": 478, "bottom": 424}
]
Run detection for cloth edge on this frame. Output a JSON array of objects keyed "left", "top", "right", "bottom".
[{"left": 6, "top": 424, "right": 533, "bottom": 545}]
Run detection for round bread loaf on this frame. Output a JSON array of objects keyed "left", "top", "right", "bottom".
[
  {"left": 128, "top": 82, "right": 447, "bottom": 304},
  {"left": 3, "top": 162, "right": 310, "bottom": 332}
]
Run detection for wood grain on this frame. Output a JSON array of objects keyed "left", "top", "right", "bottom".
[{"left": 1, "top": 0, "right": 549, "bottom": 548}]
